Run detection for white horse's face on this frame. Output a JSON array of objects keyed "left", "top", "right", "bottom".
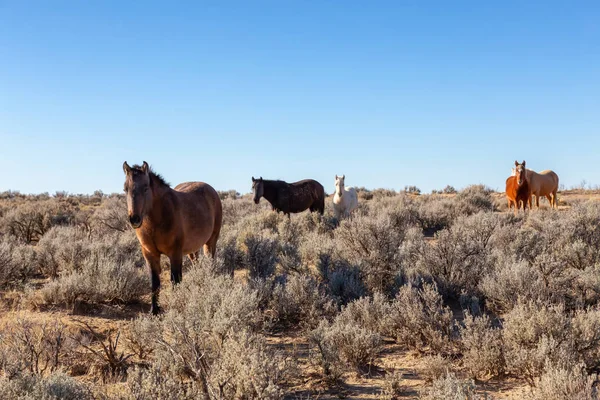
[
  {"left": 335, "top": 175, "right": 345, "bottom": 196},
  {"left": 511, "top": 168, "right": 516, "bottom": 177}
]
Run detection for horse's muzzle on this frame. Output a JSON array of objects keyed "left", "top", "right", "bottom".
[
  {"left": 254, "top": 198, "right": 260, "bottom": 204},
  {"left": 129, "top": 214, "right": 142, "bottom": 228}
]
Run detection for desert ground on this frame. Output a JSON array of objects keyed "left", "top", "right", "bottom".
[{"left": 1, "top": 186, "right": 600, "bottom": 399}]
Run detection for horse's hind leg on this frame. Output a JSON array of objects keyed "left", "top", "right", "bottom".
[
  {"left": 168, "top": 252, "right": 183, "bottom": 285},
  {"left": 188, "top": 250, "right": 200, "bottom": 264},
  {"left": 552, "top": 190, "right": 558, "bottom": 208}
]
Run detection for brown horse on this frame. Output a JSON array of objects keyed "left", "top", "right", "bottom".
[
  {"left": 123, "top": 161, "right": 222, "bottom": 314},
  {"left": 506, "top": 160, "right": 532, "bottom": 215},
  {"left": 251, "top": 177, "right": 325, "bottom": 217}
]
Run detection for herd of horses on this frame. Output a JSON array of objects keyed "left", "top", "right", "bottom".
[
  {"left": 122, "top": 160, "right": 558, "bottom": 313},
  {"left": 506, "top": 160, "right": 559, "bottom": 214}
]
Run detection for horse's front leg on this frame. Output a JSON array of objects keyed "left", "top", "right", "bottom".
[
  {"left": 168, "top": 252, "right": 183, "bottom": 285},
  {"left": 142, "top": 249, "right": 162, "bottom": 315}
]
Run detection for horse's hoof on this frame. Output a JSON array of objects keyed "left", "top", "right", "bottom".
[{"left": 150, "top": 305, "right": 162, "bottom": 315}]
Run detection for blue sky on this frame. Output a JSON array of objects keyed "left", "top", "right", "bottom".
[{"left": 1, "top": 1, "right": 599, "bottom": 195}]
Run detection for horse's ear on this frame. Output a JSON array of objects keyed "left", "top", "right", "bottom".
[
  {"left": 342, "top": 175, "right": 345, "bottom": 180},
  {"left": 123, "top": 161, "right": 132, "bottom": 175},
  {"left": 260, "top": 177, "right": 263, "bottom": 181},
  {"left": 514, "top": 160, "right": 519, "bottom": 167},
  {"left": 141, "top": 161, "right": 149, "bottom": 174},
  {"left": 252, "top": 176, "right": 255, "bottom": 182},
  {"left": 522, "top": 160, "right": 526, "bottom": 167},
  {"left": 335, "top": 175, "right": 338, "bottom": 180}
]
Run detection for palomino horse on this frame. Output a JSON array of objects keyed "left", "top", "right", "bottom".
[
  {"left": 333, "top": 175, "right": 358, "bottom": 219},
  {"left": 527, "top": 167, "right": 559, "bottom": 209},
  {"left": 251, "top": 177, "right": 325, "bottom": 217},
  {"left": 506, "top": 161, "right": 532, "bottom": 215},
  {"left": 123, "top": 161, "right": 222, "bottom": 314}
]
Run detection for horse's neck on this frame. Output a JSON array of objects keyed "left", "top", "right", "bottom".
[
  {"left": 262, "top": 182, "right": 280, "bottom": 203},
  {"left": 148, "top": 183, "right": 174, "bottom": 225}
]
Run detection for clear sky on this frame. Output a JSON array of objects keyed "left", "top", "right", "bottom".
[{"left": 1, "top": 1, "right": 599, "bottom": 195}]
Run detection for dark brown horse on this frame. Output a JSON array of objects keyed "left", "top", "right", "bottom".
[
  {"left": 506, "top": 160, "right": 531, "bottom": 215},
  {"left": 123, "top": 161, "right": 222, "bottom": 314},
  {"left": 251, "top": 177, "right": 325, "bottom": 216}
]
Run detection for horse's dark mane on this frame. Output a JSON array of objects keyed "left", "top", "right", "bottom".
[{"left": 131, "top": 164, "right": 171, "bottom": 188}]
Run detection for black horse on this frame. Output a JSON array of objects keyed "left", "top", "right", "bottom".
[{"left": 251, "top": 177, "right": 325, "bottom": 216}]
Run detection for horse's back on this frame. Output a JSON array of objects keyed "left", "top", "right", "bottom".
[
  {"left": 172, "top": 182, "right": 222, "bottom": 244},
  {"left": 530, "top": 170, "right": 559, "bottom": 194}
]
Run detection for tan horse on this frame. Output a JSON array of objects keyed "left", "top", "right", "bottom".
[
  {"left": 123, "top": 161, "right": 222, "bottom": 314},
  {"left": 526, "top": 166, "right": 559, "bottom": 209}
]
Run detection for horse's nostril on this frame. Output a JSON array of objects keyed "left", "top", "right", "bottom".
[{"left": 129, "top": 215, "right": 141, "bottom": 226}]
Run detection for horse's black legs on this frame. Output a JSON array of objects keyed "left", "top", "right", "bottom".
[
  {"left": 169, "top": 254, "right": 183, "bottom": 285},
  {"left": 143, "top": 250, "right": 162, "bottom": 315}
]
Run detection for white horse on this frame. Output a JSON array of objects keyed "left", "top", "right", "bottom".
[{"left": 333, "top": 175, "right": 358, "bottom": 219}]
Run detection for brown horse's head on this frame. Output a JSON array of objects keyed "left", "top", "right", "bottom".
[
  {"left": 335, "top": 175, "right": 345, "bottom": 197},
  {"left": 123, "top": 161, "right": 152, "bottom": 229},
  {"left": 251, "top": 177, "right": 264, "bottom": 204},
  {"left": 514, "top": 160, "right": 527, "bottom": 186}
]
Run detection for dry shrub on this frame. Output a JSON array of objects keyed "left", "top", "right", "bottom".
[
  {"left": 91, "top": 196, "right": 129, "bottom": 235},
  {"left": 334, "top": 212, "right": 408, "bottom": 295},
  {"left": 74, "top": 322, "right": 133, "bottom": 382},
  {"left": 317, "top": 254, "right": 366, "bottom": 305},
  {"left": 413, "top": 212, "right": 503, "bottom": 298},
  {"left": 309, "top": 318, "right": 382, "bottom": 378},
  {"left": 502, "top": 300, "right": 573, "bottom": 385},
  {"left": 0, "top": 239, "right": 38, "bottom": 288},
  {"left": 380, "top": 370, "right": 405, "bottom": 400},
  {"left": 166, "top": 261, "right": 262, "bottom": 342},
  {"left": 0, "top": 316, "right": 73, "bottom": 378},
  {"left": 0, "top": 372, "right": 93, "bottom": 400},
  {"left": 265, "top": 274, "right": 336, "bottom": 330},
  {"left": 2, "top": 200, "right": 75, "bottom": 243},
  {"left": 420, "top": 354, "right": 453, "bottom": 382},
  {"left": 420, "top": 373, "right": 483, "bottom": 400},
  {"left": 454, "top": 185, "right": 495, "bottom": 216},
  {"left": 129, "top": 263, "right": 287, "bottom": 399},
  {"left": 529, "top": 363, "right": 599, "bottom": 400},
  {"left": 39, "top": 251, "right": 149, "bottom": 308},
  {"left": 459, "top": 313, "right": 504, "bottom": 380},
  {"left": 389, "top": 283, "right": 455, "bottom": 354},
  {"left": 334, "top": 292, "right": 392, "bottom": 336},
  {"left": 480, "top": 258, "right": 548, "bottom": 314},
  {"left": 243, "top": 233, "right": 279, "bottom": 280}
]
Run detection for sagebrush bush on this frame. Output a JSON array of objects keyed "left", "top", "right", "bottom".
[
  {"left": 335, "top": 212, "right": 409, "bottom": 295},
  {"left": 309, "top": 318, "right": 382, "bottom": 376},
  {"left": 39, "top": 251, "right": 149, "bottom": 307},
  {"left": 502, "top": 300, "right": 573, "bottom": 384},
  {"left": 126, "top": 262, "right": 289, "bottom": 399},
  {"left": 459, "top": 312, "right": 504, "bottom": 380},
  {"left": 413, "top": 212, "right": 505, "bottom": 298},
  {"left": 420, "top": 373, "right": 483, "bottom": 400},
  {"left": 0, "top": 372, "right": 93, "bottom": 400},
  {"left": 265, "top": 274, "right": 336, "bottom": 330},
  {"left": 0, "top": 239, "right": 38, "bottom": 288},
  {"left": 529, "top": 363, "right": 599, "bottom": 400},
  {"left": 389, "top": 283, "right": 455, "bottom": 354}
]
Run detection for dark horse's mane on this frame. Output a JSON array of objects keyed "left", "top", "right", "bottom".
[{"left": 131, "top": 164, "right": 171, "bottom": 188}]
